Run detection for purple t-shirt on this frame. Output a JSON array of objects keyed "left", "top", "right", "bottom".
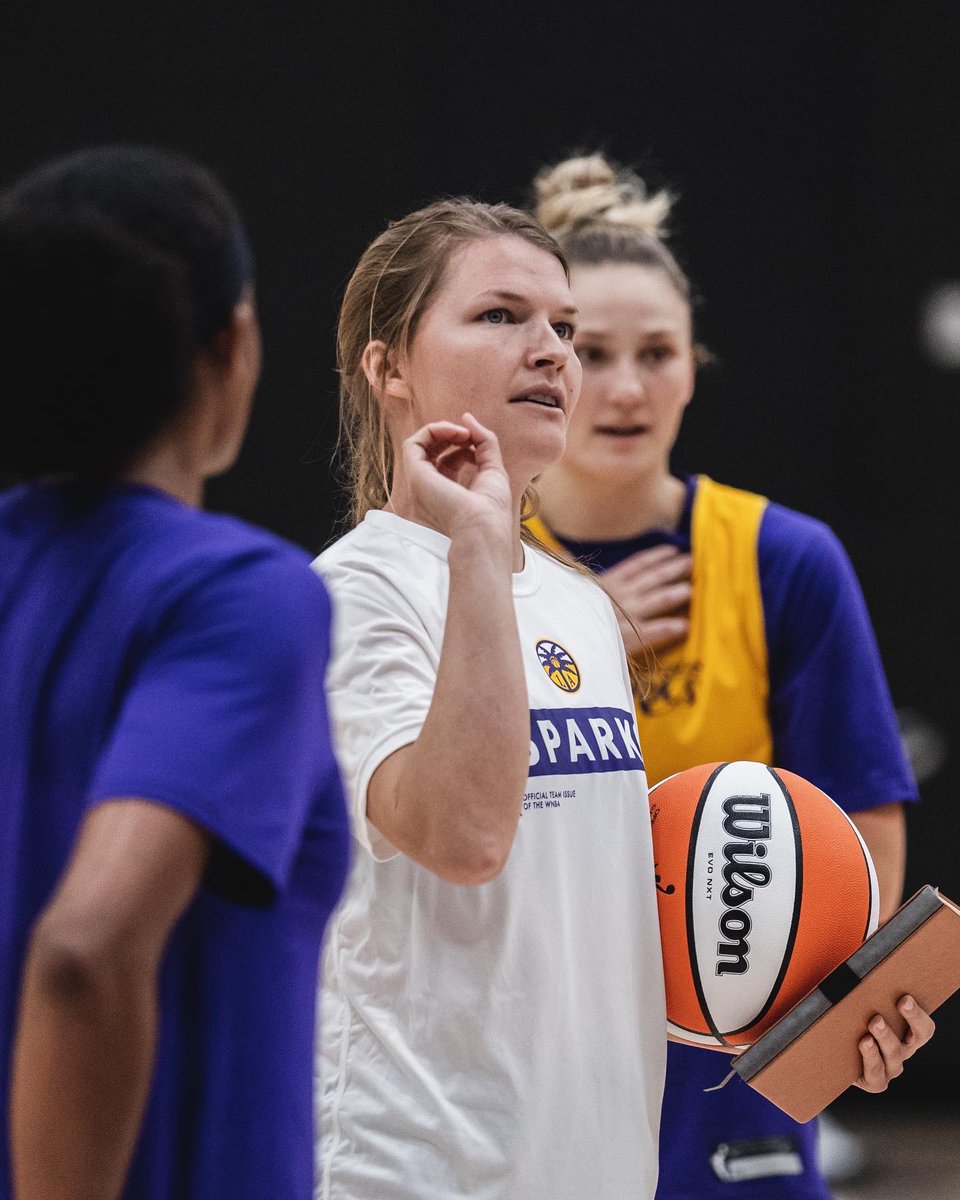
[
  {"left": 0, "top": 483, "right": 351, "bottom": 1200},
  {"left": 557, "top": 475, "right": 917, "bottom": 1200}
]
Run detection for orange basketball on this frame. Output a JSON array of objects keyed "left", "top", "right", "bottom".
[{"left": 649, "top": 761, "right": 879, "bottom": 1050}]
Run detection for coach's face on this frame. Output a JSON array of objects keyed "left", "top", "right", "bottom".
[{"left": 386, "top": 234, "right": 582, "bottom": 489}]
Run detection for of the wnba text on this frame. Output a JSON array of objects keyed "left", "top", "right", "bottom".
[{"left": 715, "top": 793, "right": 773, "bottom": 976}]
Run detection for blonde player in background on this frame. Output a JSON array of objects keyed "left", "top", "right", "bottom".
[{"left": 526, "top": 152, "right": 929, "bottom": 1199}]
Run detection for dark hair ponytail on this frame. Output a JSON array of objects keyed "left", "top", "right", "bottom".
[
  {"left": 0, "top": 211, "right": 195, "bottom": 480},
  {"left": 0, "top": 145, "right": 254, "bottom": 483}
]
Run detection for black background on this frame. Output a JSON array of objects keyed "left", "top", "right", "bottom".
[{"left": 4, "top": 1, "right": 959, "bottom": 1101}]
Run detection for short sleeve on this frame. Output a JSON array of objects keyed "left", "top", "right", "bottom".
[
  {"left": 89, "top": 549, "right": 339, "bottom": 902},
  {"left": 760, "top": 505, "right": 918, "bottom": 813},
  {"left": 316, "top": 553, "right": 440, "bottom": 862}
]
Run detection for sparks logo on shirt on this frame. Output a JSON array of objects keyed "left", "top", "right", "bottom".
[
  {"left": 528, "top": 706, "right": 644, "bottom": 777},
  {"left": 535, "top": 639, "right": 581, "bottom": 692}
]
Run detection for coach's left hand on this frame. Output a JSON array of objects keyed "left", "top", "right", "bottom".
[{"left": 855, "top": 995, "right": 935, "bottom": 1092}]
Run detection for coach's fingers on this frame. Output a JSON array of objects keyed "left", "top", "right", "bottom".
[
  {"left": 854, "top": 1033, "right": 890, "bottom": 1092},
  {"left": 405, "top": 422, "right": 472, "bottom": 464},
  {"left": 898, "top": 995, "right": 936, "bottom": 1053},
  {"left": 868, "top": 1014, "right": 908, "bottom": 1080},
  {"left": 853, "top": 997, "right": 935, "bottom": 1094},
  {"left": 867, "top": 998, "right": 935, "bottom": 1077},
  {"left": 434, "top": 445, "right": 476, "bottom": 478},
  {"left": 459, "top": 412, "right": 505, "bottom": 472}
]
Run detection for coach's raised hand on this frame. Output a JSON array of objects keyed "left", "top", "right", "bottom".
[
  {"left": 400, "top": 413, "right": 515, "bottom": 553},
  {"left": 367, "top": 409, "right": 529, "bottom": 884}
]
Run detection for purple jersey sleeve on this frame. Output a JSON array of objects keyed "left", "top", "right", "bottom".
[
  {"left": 89, "top": 549, "right": 338, "bottom": 902},
  {"left": 759, "top": 503, "right": 917, "bottom": 812}
]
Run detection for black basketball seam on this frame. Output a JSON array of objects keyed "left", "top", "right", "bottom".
[
  {"left": 666, "top": 1017, "right": 749, "bottom": 1044},
  {"left": 686, "top": 762, "right": 732, "bottom": 1047},
  {"left": 726, "top": 766, "right": 803, "bottom": 1038}
]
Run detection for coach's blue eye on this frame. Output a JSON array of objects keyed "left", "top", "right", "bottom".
[
  {"left": 553, "top": 321, "right": 575, "bottom": 340},
  {"left": 481, "top": 308, "right": 510, "bottom": 324}
]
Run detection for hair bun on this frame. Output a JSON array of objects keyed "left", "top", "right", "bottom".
[{"left": 534, "top": 153, "right": 673, "bottom": 240}]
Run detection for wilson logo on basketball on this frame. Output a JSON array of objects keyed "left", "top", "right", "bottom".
[
  {"left": 715, "top": 793, "right": 773, "bottom": 977},
  {"left": 648, "top": 761, "right": 878, "bottom": 1050},
  {"left": 535, "top": 640, "right": 581, "bottom": 692}
]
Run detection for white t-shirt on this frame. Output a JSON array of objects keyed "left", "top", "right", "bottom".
[{"left": 314, "top": 510, "right": 666, "bottom": 1200}]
